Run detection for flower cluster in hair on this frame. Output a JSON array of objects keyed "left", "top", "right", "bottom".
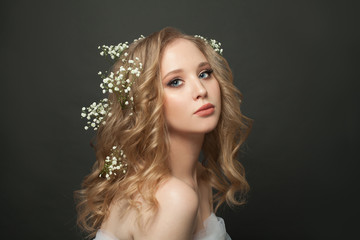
[
  {"left": 99, "top": 146, "right": 128, "bottom": 180},
  {"left": 194, "top": 35, "right": 223, "bottom": 55},
  {"left": 81, "top": 37, "right": 144, "bottom": 131},
  {"left": 81, "top": 99, "right": 110, "bottom": 131}
]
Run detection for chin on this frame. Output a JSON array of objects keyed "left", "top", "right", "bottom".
[
  {"left": 191, "top": 121, "right": 219, "bottom": 134},
  {"left": 167, "top": 117, "right": 220, "bottom": 135},
  {"left": 201, "top": 125, "right": 218, "bottom": 134}
]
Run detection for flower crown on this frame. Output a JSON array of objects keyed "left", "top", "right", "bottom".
[
  {"left": 81, "top": 34, "right": 223, "bottom": 180},
  {"left": 194, "top": 35, "right": 223, "bottom": 55}
]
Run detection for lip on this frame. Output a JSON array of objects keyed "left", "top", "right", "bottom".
[{"left": 194, "top": 103, "right": 215, "bottom": 116}]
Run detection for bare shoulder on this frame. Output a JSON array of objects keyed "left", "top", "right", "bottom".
[
  {"left": 135, "top": 177, "right": 199, "bottom": 240},
  {"left": 157, "top": 177, "right": 199, "bottom": 210},
  {"left": 155, "top": 177, "right": 199, "bottom": 224}
]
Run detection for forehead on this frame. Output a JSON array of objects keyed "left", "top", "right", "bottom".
[{"left": 161, "top": 38, "right": 207, "bottom": 73}]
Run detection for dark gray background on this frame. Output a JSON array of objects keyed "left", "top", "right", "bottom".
[{"left": 1, "top": 0, "right": 359, "bottom": 239}]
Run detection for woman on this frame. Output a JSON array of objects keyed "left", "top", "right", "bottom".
[{"left": 76, "top": 27, "right": 252, "bottom": 240}]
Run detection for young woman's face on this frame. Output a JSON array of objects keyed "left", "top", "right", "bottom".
[{"left": 161, "top": 38, "right": 221, "bottom": 135}]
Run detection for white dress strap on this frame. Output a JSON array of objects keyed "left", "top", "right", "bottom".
[
  {"left": 193, "top": 213, "right": 232, "bottom": 240},
  {"left": 93, "top": 230, "right": 119, "bottom": 240},
  {"left": 94, "top": 213, "right": 231, "bottom": 240}
]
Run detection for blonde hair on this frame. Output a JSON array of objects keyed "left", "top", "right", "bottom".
[{"left": 75, "top": 27, "right": 252, "bottom": 238}]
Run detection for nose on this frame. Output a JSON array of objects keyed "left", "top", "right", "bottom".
[{"left": 192, "top": 78, "right": 207, "bottom": 100}]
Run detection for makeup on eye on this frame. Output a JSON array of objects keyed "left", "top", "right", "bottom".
[
  {"left": 199, "top": 69, "right": 213, "bottom": 79},
  {"left": 165, "top": 68, "right": 214, "bottom": 88},
  {"left": 167, "top": 78, "right": 183, "bottom": 87}
]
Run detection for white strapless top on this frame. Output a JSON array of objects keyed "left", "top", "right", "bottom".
[{"left": 94, "top": 213, "right": 231, "bottom": 240}]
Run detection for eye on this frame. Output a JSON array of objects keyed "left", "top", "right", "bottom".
[
  {"left": 199, "top": 69, "right": 213, "bottom": 79},
  {"left": 167, "top": 78, "right": 183, "bottom": 87}
]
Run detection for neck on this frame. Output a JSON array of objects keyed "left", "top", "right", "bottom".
[{"left": 167, "top": 131, "right": 204, "bottom": 189}]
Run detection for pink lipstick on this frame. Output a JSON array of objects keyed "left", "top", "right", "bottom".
[{"left": 194, "top": 103, "right": 215, "bottom": 117}]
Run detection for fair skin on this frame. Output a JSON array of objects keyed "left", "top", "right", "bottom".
[{"left": 101, "top": 38, "right": 221, "bottom": 240}]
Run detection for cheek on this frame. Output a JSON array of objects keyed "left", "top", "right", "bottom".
[
  {"left": 210, "top": 80, "right": 221, "bottom": 104},
  {"left": 163, "top": 93, "right": 185, "bottom": 122}
]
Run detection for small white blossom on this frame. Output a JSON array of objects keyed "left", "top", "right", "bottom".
[
  {"left": 99, "top": 145, "right": 128, "bottom": 180},
  {"left": 194, "top": 35, "right": 223, "bottom": 55}
]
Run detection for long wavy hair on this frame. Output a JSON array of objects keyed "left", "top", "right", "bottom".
[{"left": 75, "top": 27, "right": 252, "bottom": 238}]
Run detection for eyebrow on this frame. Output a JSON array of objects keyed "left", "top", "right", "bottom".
[{"left": 162, "top": 61, "right": 211, "bottom": 80}]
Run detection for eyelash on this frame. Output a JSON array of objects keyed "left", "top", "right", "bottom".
[
  {"left": 199, "top": 69, "right": 213, "bottom": 79},
  {"left": 166, "top": 69, "right": 214, "bottom": 88}
]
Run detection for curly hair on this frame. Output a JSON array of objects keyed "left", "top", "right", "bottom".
[{"left": 75, "top": 27, "right": 252, "bottom": 238}]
